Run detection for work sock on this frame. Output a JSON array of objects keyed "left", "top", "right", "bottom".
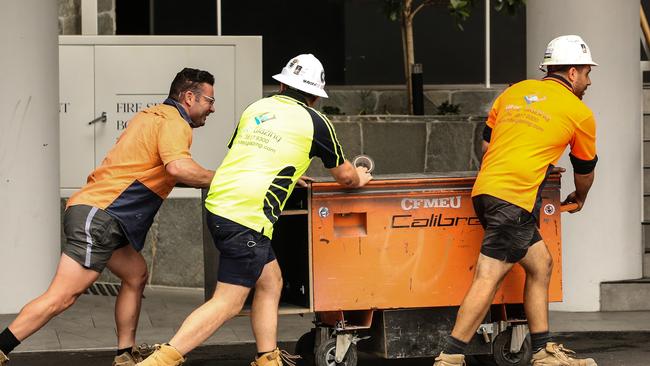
[
  {"left": 0, "top": 328, "right": 20, "bottom": 355},
  {"left": 442, "top": 335, "right": 468, "bottom": 355},
  {"left": 530, "top": 331, "right": 552, "bottom": 352},
  {"left": 257, "top": 350, "right": 274, "bottom": 357},
  {"left": 117, "top": 346, "right": 133, "bottom": 356}
]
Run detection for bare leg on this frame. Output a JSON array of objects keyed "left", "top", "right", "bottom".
[
  {"left": 106, "top": 245, "right": 149, "bottom": 349},
  {"left": 450, "top": 254, "right": 514, "bottom": 342},
  {"left": 518, "top": 240, "right": 553, "bottom": 334},
  {"left": 169, "top": 282, "right": 250, "bottom": 355},
  {"left": 8, "top": 254, "right": 100, "bottom": 340},
  {"left": 250, "top": 260, "right": 283, "bottom": 353}
]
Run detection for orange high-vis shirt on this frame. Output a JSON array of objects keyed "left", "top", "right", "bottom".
[
  {"left": 67, "top": 102, "right": 193, "bottom": 250},
  {"left": 472, "top": 76, "right": 597, "bottom": 212}
]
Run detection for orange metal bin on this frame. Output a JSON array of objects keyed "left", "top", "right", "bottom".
[{"left": 203, "top": 172, "right": 567, "bottom": 366}]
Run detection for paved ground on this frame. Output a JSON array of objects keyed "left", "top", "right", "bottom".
[
  {"left": 7, "top": 332, "right": 650, "bottom": 365},
  {"left": 3, "top": 287, "right": 650, "bottom": 365}
]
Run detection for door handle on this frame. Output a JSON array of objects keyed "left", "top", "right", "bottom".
[{"left": 88, "top": 112, "right": 107, "bottom": 125}]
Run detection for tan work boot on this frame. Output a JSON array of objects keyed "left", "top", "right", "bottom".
[
  {"left": 251, "top": 348, "right": 301, "bottom": 366},
  {"left": 113, "top": 351, "right": 138, "bottom": 366},
  {"left": 0, "top": 350, "right": 8, "bottom": 366},
  {"left": 532, "top": 342, "right": 597, "bottom": 366},
  {"left": 135, "top": 344, "right": 185, "bottom": 366},
  {"left": 113, "top": 344, "right": 157, "bottom": 366},
  {"left": 432, "top": 352, "right": 465, "bottom": 366}
]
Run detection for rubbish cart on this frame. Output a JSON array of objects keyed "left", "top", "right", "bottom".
[{"left": 203, "top": 172, "right": 568, "bottom": 366}]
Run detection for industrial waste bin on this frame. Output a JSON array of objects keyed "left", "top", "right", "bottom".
[{"left": 203, "top": 172, "right": 567, "bottom": 366}]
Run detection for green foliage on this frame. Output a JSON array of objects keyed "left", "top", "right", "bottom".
[
  {"left": 436, "top": 101, "right": 461, "bottom": 115},
  {"left": 493, "top": 0, "right": 526, "bottom": 15},
  {"left": 384, "top": 0, "right": 403, "bottom": 22},
  {"left": 382, "top": 0, "right": 526, "bottom": 29},
  {"left": 449, "top": 0, "right": 526, "bottom": 29},
  {"left": 321, "top": 105, "right": 345, "bottom": 115}
]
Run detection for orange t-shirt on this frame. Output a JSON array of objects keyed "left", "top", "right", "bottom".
[
  {"left": 67, "top": 102, "right": 193, "bottom": 250},
  {"left": 472, "top": 76, "right": 597, "bottom": 212}
]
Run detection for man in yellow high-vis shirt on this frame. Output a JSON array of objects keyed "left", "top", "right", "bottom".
[{"left": 138, "top": 54, "right": 372, "bottom": 366}]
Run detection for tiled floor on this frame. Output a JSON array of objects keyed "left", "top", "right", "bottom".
[
  {"left": 0, "top": 287, "right": 313, "bottom": 353},
  {"left": 2, "top": 286, "right": 649, "bottom": 353}
]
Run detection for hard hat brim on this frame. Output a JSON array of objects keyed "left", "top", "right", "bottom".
[
  {"left": 540, "top": 61, "right": 599, "bottom": 66},
  {"left": 273, "top": 73, "right": 329, "bottom": 98}
]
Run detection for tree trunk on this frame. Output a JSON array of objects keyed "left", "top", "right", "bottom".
[
  {"left": 404, "top": 15, "right": 415, "bottom": 114},
  {"left": 402, "top": 1, "right": 415, "bottom": 114}
]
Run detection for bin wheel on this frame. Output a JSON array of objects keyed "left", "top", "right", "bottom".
[
  {"left": 295, "top": 329, "right": 316, "bottom": 366},
  {"left": 490, "top": 329, "right": 532, "bottom": 366},
  {"left": 314, "top": 337, "right": 358, "bottom": 366}
]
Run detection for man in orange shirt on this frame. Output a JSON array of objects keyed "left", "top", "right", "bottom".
[
  {"left": 433, "top": 35, "right": 599, "bottom": 366},
  {"left": 0, "top": 68, "right": 215, "bottom": 366}
]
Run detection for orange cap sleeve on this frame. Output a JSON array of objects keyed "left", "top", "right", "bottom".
[
  {"left": 158, "top": 118, "right": 193, "bottom": 165},
  {"left": 570, "top": 114, "right": 597, "bottom": 161}
]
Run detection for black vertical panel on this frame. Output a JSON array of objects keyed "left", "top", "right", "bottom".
[
  {"left": 490, "top": 5, "right": 526, "bottom": 84},
  {"left": 412, "top": 1, "right": 485, "bottom": 84},
  {"left": 115, "top": 0, "right": 151, "bottom": 35},
  {"left": 222, "top": 0, "right": 345, "bottom": 85},
  {"left": 343, "top": 0, "right": 404, "bottom": 84},
  {"left": 153, "top": 0, "right": 217, "bottom": 35}
]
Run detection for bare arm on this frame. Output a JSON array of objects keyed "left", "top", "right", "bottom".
[
  {"left": 329, "top": 161, "right": 372, "bottom": 188},
  {"left": 481, "top": 140, "right": 489, "bottom": 157},
  {"left": 562, "top": 171, "right": 595, "bottom": 213},
  {"left": 166, "top": 158, "right": 214, "bottom": 188}
]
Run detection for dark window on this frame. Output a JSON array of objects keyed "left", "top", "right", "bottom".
[{"left": 115, "top": 0, "right": 525, "bottom": 85}]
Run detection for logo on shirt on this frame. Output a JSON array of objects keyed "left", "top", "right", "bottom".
[
  {"left": 524, "top": 95, "right": 546, "bottom": 105},
  {"left": 254, "top": 112, "right": 276, "bottom": 125}
]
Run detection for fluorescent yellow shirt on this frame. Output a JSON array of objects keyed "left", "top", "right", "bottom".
[{"left": 205, "top": 91, "right": 345, "bottom": 238}]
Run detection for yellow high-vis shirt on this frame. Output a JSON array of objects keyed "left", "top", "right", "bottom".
[
  {"left": 205, "top": 90, "right": 345, "bottom": 239},
  {"left": 472, "top": 75, "right": 597, "bottom": 212}
]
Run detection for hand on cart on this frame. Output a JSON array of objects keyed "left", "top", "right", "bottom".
[
  {"left": 561, "top": 193, "right": 583, "bottom": 213},
  {"left": 297, "top": 175, "right": 316, "bottom": 187}
]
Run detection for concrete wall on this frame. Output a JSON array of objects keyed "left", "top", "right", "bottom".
[
  {"left": 527, "top": 0, "right": 642, "bottom": 311},
  {"left": 263, "top": 87, "right": 504, "bottom": 116},
  {"left": 72, "top": 115, "right": 487, "bottom": 288},
  {"left": 58, "top": 0, "right": 115, "bottom": 35},
  {"left": 0, "top": 0, "right": 61, "bottom": 314}
]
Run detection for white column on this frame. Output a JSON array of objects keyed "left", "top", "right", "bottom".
[
  {"left": 0, "top": 0, "right": 60, "bottom": 313},
  {"left": 527, "top": 0, "right": 642, "bottom": 311}
]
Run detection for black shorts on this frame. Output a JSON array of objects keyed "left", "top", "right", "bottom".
[
  {"left": 62, "top": 205, "right": 129, "bottom": 272},
  {"left": 206, "top": 213, "right": 276, "bottom": 288},
  {"left": 472, "top": 195, "right": 543, "bottom": 263}
]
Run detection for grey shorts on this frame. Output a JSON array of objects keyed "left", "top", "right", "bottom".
[{"left": 62, "top": 205, "right": 128, "bottom": 272}]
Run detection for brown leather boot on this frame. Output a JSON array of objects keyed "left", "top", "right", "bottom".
[
  {"left": 432, "top": 352, "right": 465, "bottom": 366},
  {"left": 531, "top": 342, "right": 597, "bottom": 366},
  {"left": 136, "top": 344, "right": 185, "bottom": 366},
  {"left": 114, "top": 344, "right": 156, "bottom": 366},
  {"left": 0, "top": 350, "right": 8, "bottom": 366},
  {"left": 250, "top": 348, "right": 301, "bottom": 366},
  {"left": 113, "top": 351, "right": 137, "bottom": 366}
]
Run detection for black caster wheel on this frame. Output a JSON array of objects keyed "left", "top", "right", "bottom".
[
  {"left": 483, "top": 328, "right": 532, "bottom": 366},
  {"left": 295, "top": 329, "right": 316, "bottom": 366},
  {"left": 314, "top": 337, "right": 358, "bottom": 366}
]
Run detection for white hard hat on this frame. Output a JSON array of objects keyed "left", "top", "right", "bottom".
[
  {"left": 272, "top": 54, "right": 328, "bottom": 98},
  {"left": 539, "top": 35, "right": 598, "bottom": 71}
]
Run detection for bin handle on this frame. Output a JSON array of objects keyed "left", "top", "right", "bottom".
[{"left": 560, "top": 203, "right": 579, "bottom": 212}]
